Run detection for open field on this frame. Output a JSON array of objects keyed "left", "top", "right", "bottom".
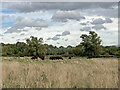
[{"left": 2, "top": 57, "right": 118, "bottom": 88}]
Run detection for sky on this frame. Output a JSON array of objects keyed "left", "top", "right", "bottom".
[{"left": 0, "top": 2, "right": 118, "bottom": 47}]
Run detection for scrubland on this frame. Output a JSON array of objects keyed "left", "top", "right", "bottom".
[{"left": 2, "top": 57, "right": 118, "bottom": 88}]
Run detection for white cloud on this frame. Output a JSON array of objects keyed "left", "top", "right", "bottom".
[
  {"left": 5, "top": 17, "right": 48, "bottom": 33},
  {"left": 80, "top": 23, "right": 87, "bottom": 25},
  {"left": 91, "top": 18, "right": 105, "bottom": 25},
  {"left": 0, "top": 2, "right": 118, "bottom": 47},
  {"left": 52, "top": 36, "right": 60, "bottom": 40},
  {"left": 52, "top": 10, "right": 85, "bottom": 22},
  {"left": 91, "top": 17, "right": 113, "bottom": 25},
  {"left": 104, "top": 18, "right": 113, "bottom": 23},
  {"left": 80, "top": 27, "right": 91, "bottom": 31},
  {"left": 3, "top": 2, "right": 116, "bottom": 13},
  {"left": 62, "top": 31, "right": 70, "bottom": 36},
  {"left": 1, "top": 14, "right": 118, "bottom": 47},
  {"left": 80, "top": 7, "right": 117, "bottom": 18},
  {"left": 55, "top": 34, "right": 61, "bottom": 36},
  {"left": 92, "top": 24, "right": 106, "bottom": 30}
]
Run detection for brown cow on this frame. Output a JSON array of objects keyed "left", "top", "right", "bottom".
[
  {"left": 39, "top": 56, "right": 45, "bottom": 60},
  {"left": 31, "top": 56, "right": 38, "bottom": 59},
  {"left": 49, "top": 56, "right": 63, "bottom": 60},
  {"left": 68, "top": 56, "right": 71, "bottom": 59},
  {"left": 87, "top": 56, "right": 93, "bottom": 59}
]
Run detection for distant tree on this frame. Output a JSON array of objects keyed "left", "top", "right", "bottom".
[
  {"left": 115, "top": 50, "right": 120, "bottom": 57},
  {"left": 66, "top": 45, "right": 73, "bottom": 54},
  {"left": 106, "top": 46, "right": 118, "bottom": 55},
  {"left": 2, "top": 44, "right": 16, "bottom": 56},
  {"left": 80, "top": 31, "right": 102, "bottom": 57},
  {"left": 72, "top": 45, "right": 84, "bottom": 56},
  {"left": 72, "top": 48, "right": 81, "bottom": 56},
  {"left": 26, "top": 36, "right": 46, "bottom": 56},
  {"left": 2, "top": 45, "right": 9, "bottom": 56},
  {"left": 16, "top": 42, "right": 28, "bottom": 56},
  {"left": 57, "top": 46, "right": 65, "bottom": 55}
]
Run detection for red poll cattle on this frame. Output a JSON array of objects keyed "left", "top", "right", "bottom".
[
  {"left": 31, "top": 56, "right": 45, "bottom": 60},
  {"left": 31, "top": 56, "right": 63, "bottom": 60},
  {"left": 39, "top": 56, "right": 45, "bottom": 60},
  {"left": 31, "top": 56, "right": 38, "bottom": 59},
  {"left": 68, "top": 56, "right": 71, "bottom": 59},
  {"left": 49, "top": 56, "right": 63, "bottom": 60},
  {"left": 87, "top": 56, "right": 93, "bottom": 59}
]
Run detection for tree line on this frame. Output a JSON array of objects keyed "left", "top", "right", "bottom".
[{"left": 1, "top": 31, "right": 120, "bottom": 57}]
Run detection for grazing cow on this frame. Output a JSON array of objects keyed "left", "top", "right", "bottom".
[
  {"left": 68, "top": 56, "right": 71, "bottom": 59},
  {"left": 39, "top": 56, "right": 45, "bottom": 60},
  {"left": 87, "top": 56, "right": 93, "bottom": 59},
  {"left": 49, "top": 56, "right": 63, "bottom": 60},
  {"left": 31, "top": 56, "right": 38, "bottom": 59}
]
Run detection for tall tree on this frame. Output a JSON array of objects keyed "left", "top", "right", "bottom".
[
  {"left": 80, "top": 31, "right": 102, "bottom": 57},
  {"left": 26, "top": 36, "right": 46, "bottom": 56}
]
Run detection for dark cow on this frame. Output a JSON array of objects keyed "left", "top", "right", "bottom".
[
  {"left": 49, "top": 56, "right": 63, "bottom": 60},
  {"left": 31, "top": 56, "right": 38, "bottom": 59},
  {"left": 68, "top": 56, "right": 71, "bottom": 59},
  {"left": 39, "top": 56, "right": 45, "bottom": 60},
  {"left": 87, "top": 56, "right": 93, "bottom": 59}
]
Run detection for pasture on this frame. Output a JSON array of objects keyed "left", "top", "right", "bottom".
[{"left": 2, "top": 57, "right": 118, "bottom": 88}]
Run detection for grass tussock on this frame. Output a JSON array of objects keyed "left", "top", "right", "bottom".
[{"left": 2, "top": 57, "right": 118, "bottom": 88}]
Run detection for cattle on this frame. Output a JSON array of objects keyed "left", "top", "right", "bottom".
[
  {"left": 39, "top": 56, "right": 45, "bottom": 60},
  {"left": 49, "top": 56, "right": 63, "bottom": 60},
  {"left": 68, "top": 56, "right": 71, "bottom": 59},
  {"left": 31, "top": 56, "right": 38, "bottom": 59},
  {"left": 87, "top": 56, "right": 93, "bottom": 59}
]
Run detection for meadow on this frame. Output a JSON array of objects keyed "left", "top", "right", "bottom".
[{"left": 2, "top": 57, "right": 118, "bottom": 88}]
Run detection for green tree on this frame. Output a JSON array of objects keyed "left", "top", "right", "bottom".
[
  {"left": 80, "top": 31, "right": 102, "bottom": 57},
  {"left": 72, "top": 45, "right": 84, "bottom": 56},
  {"left": 16, "top": 42, "right": 28, "bottom": 56},
  {"left": 26, "top": 36, "right": 46, "bottom": 56},
  {"left": 115, "top": 50, "right": 120, "bottom": 57},
  {"left": 2, "top": 45, "right": 8, "bottom": 56},
  {"left": 66, "top": 45, "right": 73, "bottom": 55}
]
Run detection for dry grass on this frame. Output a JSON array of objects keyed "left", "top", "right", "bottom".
[{"left": 2, "top": 57, "right": 118, "bottom": 88}]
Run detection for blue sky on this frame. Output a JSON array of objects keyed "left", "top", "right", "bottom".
[
  {"left": 0, "top": 9, "right": 17, "bottom": 14},
  {"left": 0, "top": 2, "right": 118, "bottom": 47}
]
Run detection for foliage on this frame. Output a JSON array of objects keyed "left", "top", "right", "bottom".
[
  {"left": 26, "top": 36, "right": 46, "bottom": 56},
  {"left": 80, "top": 31, "right": 102, "bottom": 57},
  {"left": 1, "top": 32, "right": 120, "bottom": 57}
]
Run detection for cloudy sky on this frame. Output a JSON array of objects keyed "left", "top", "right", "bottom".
[{"left": 0, "top": 2, "right": 118, "bottom": 47}]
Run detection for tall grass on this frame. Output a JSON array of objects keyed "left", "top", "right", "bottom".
[{"left": 2, "top": 57, "right": 118, "bottom": 88}]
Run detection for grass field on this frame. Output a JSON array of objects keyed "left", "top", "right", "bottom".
[{"left": 2, "top": 57, "right": 118, "bottom": 88}]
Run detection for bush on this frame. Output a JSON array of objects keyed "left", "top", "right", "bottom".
[{"left": 104, "top": 53, "right": 110, "bottom": 56}]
